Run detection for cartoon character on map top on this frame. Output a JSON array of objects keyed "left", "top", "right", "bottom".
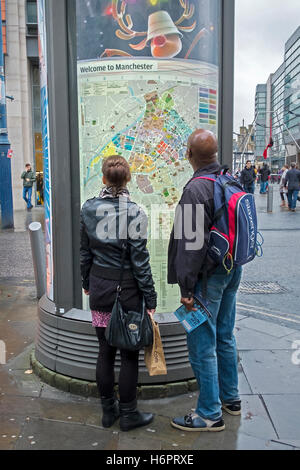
[{"left": 101, "top": 0, "right": 208, "bottom": 60}]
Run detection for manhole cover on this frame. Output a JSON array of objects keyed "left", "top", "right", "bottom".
[{"left": 239, "top": 281, "right": 289, "bottom": 294}]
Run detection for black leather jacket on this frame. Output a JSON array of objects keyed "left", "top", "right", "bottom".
[
  {"left": 168, "top": 162, "right": 220, "bottom": 298},
  {"left": 80, "top": 195, "right": 157, "bottom": 309}
]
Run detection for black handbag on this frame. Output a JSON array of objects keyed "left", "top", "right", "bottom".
[{"left": 105, "top": 242, "right": 153, "bottom": 351}]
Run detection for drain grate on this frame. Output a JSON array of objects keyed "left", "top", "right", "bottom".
[{"left": 239, "top": 281, "right": 289, "bottom": 295}]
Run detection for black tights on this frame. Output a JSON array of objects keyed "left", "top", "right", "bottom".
[{"left": 95, "top": 327, "right": 139, "bottom": 403}]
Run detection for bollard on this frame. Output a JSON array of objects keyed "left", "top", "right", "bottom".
[
  {"left": 29, "top": 222, "right": 46, "bottom": 299},
  {"left": 267, "top": 184, "right": 273, "bottom": 213}
]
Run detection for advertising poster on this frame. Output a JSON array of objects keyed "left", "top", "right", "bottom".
[
  {"left": 37, "top": 0, "right": 54, "bottom": 300},
  {"left": 76, "top": 0, "right": 220, "bottom": 313}
]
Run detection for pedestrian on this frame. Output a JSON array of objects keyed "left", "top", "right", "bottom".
[
  {"left": 258, "top": 163, "right": 270, "bottom": 194},
  {"left": 284, "top": 162, "right": 300, "bottom": 212},
  {"left": 36, "top": 173, "right": 44, "bottom": 205},
  {"left": 80, "top": 155, "right": 157, "bottom": 431},
  {"left": 21, "top": 163, "right": 36, "bottom": 210},
  {"left": 168, "top": 129, "right": 242, "bottom": 432},
  {"left": 279, "top": 165, "right": 289, "bottom": 208},
  {"left": 240, "top": 160, "right": 256, "bottom": 194}
]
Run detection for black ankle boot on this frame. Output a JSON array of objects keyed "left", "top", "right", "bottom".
[
  {"left": 101, "top": 396, "right": 120, "bottom": 428},
  {"left": 119, "top": 398, "right": 154, "bottom": 432}
]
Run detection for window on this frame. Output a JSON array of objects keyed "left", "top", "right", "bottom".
[{"left": 26, "top": 0, "right": 38, "bottom": 35}]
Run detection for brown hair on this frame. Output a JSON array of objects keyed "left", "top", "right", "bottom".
[{"left": 102, "top": 155, "right": 131, "bottom": 193}]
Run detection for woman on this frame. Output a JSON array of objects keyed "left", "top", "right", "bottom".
[
  {"left": 80, "top": 155, "right": 157, "bottom": 432},
  {"left": 279, "top": 164, "right": 289, "bottom": 207}
]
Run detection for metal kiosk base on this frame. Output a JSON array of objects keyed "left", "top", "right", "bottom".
[{"left": 35, "top": 295, "right": 194, "bottom": 385}]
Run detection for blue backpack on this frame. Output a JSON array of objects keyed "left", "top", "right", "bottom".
[{"left": 193, "top": 172, "right": 262, "bottom": 274}]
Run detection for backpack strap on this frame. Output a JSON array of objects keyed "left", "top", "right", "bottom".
[{"left": 192, "top": 175, "right": 217, "bottom": 183}]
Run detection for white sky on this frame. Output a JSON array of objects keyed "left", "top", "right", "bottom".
[{"left": 234, "top": 0, "right": 300, "bottom": 132}]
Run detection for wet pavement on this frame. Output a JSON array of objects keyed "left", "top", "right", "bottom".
[{"left": 0, "top": 190, "right": 300, "bottom": 450}]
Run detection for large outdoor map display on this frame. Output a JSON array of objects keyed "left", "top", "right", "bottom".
[{"left": 76, "top": 0, "right": 220, "bottom": 313}]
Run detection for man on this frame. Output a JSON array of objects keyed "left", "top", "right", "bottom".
[
  {"left": 258, "top": 163, "right": 270, "bottom": 194},
  {"left": 21, "top": 163, "right": 36, "bottom": 210},
  {"left": 284, "top": 162, "right": 300, "bottom": 212},
  {"left": 240, "top": 160, "right": 256, "bottom": 194},
  {"left": 168, "top": 129, "right": 242, "bottom": 432}
]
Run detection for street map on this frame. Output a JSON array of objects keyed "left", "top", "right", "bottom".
[{"left": 78, "top": 60, "right": 218, "bottom": 312}]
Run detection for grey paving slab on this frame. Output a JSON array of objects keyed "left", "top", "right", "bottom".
[
  {"left": 235, "top": 314, "right": 247, "bottom": 321},
  {"left": 283, "top": 332, "right": 300, "bottom": 345},
  {"left": 238, "top": 317, "right": 296, "bottom": 338},
  {"left": 238, "top": 365, "right": 252, "bottom": 395},
  {"left": 262, "top": 395, "right": 300, "bottom": 440},
  {"left": 40, "top": 382, "right": 94, "bottom": 403},
  {"left": 240, "top": 350, "right": 300, "bottom": 394},
  {"left": 15, "top": 418, "right": 117, "bottom": 450},
  {"left": 0, "top": 414, "right": 26, "bottom": 450},
  {"left": 0, "top": 368, "right": 42, "bottom": 398},
  {"left": 191, "top": 430, "right": 292, "bottom": 450},
  {"left": 271, "top": 439, "right": 300, "bottom": 449},
  {"left": 235, "top": 326, "right": 294, "bottom": 350},
  {"left": 224, "top": 395, "right": 277, "bottom": 440}
]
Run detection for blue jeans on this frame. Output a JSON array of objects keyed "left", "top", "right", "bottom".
[
  {"left": 23, "top": 187, "right": 33, "bottom": 208},
  {"left": 186, "top": 266, "right": 242, "bottom": 421},
  {"left": 288, "top": 190, "right": 299, "bottom": 210},
  {"left": 260, "top": 181, "right": 267, "bottom": 193},
  {"left": 244, "top": 183, "right": 255, "bottom": 194}
]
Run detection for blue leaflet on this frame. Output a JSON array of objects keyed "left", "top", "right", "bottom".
[{"left": 174, "top": 304, "right": 208, "bottom": 334}]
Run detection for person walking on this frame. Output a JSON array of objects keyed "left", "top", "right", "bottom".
[
  {"left": 21, "top": 163, "right": 36, "bottom": 210},
  {"left": 168, "top": 129, "right": 242, "bottom": 432},
  {"left": 80, "top": 155, "right": 157, "bottom": 431},
  {"left": 240, "top": 160, "right": 256, "bottom": 194},
  {"left": 258, "top": 163, "right": 270, "bottom": 194},
  {"left": 279, "top": 165, "right": 289, "bottom": 208},
  {"left": 284, "top": 162, "right": 300, "bottom": 212}
]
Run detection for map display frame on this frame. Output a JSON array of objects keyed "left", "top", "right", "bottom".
[{"left": 76, "top": 0, "right": 221, "bottom": 313}]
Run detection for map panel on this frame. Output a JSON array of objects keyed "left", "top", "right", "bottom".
[{"left": 78, "top": 59, "right": 218, "bottom": 312}]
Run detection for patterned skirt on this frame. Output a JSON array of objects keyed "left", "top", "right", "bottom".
[{"left": 91, "top": 310, "right": 111, "bottom": 328}]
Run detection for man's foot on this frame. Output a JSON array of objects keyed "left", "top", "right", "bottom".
[
  {"left": 222, "top": 400, "right": 241, "bottom": 416},
  {"left": 291, "top": 209, "right": 296, "bottom": 212},
  {"left": 171, "top": 412, "right": 225, "bottom": 432}
]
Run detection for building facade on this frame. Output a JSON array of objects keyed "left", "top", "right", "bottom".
[
  {"left": 233, "top": 121, "right": 255, "bottom": 171},
  {"left": 254, "top": 84, "right": 267, "bottom": 161},
  {"left": 2, "top": 0, "right": 42, "bottom": 212},
  {"left": 254, "top": 27, "right": 300, "bottom": 169}
]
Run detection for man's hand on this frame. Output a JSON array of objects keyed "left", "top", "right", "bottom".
[
  {"left": 26, "top": 178, "right": 30, "bottom": 182},
  {"left": 181, "top": 297, "right": 197, "bottom": 312},
  {"left": 84, "top": 289, "right": 90, "bottom": 295}
]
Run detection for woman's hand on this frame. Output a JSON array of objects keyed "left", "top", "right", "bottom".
[
  {"left": 147, "top": 309, "right": 156, "bottom": 316},
  {"left": 84, "top": 289, "right": 90, "bottom": 295}
]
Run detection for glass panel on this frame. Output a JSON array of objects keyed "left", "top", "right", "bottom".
[
  {"left": 27, "top": 1, "right": 37, "bottom": 23},
  {"left": 33, "top": 107, "right": 41, "bottom": 131},
  {"left": 76, "top": 0, "right": 221, "bottom": 313}
]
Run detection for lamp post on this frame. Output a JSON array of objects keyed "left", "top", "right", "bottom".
[{"left": 0, "top": 4, "right": 13, "bottom": 229}]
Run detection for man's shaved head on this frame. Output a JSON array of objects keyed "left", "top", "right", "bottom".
[{"left": 187, "top": 129, "right": 218, "bottom": 170}]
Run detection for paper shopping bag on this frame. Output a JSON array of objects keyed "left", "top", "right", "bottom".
[{"left": 144, "top": 316, "right": 167, "bottom": 376}]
